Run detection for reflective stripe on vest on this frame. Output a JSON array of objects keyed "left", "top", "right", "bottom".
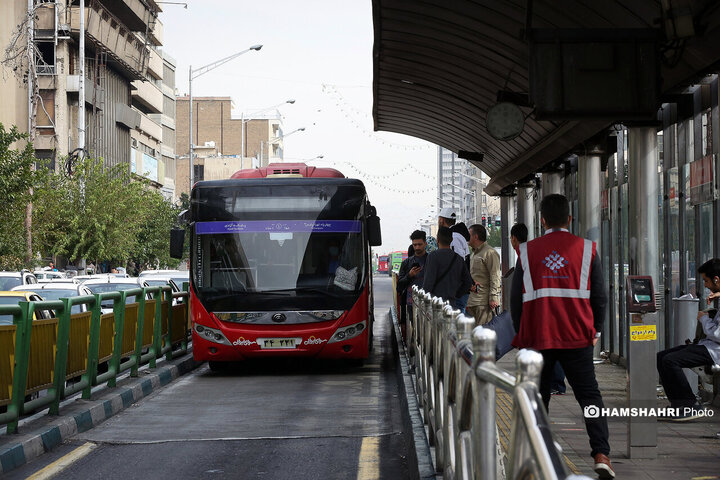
[{"left": 518, "top": 238, "right": 593, "bottom": 303}]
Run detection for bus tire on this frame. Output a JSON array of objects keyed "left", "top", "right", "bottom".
[{"left": 208, "top": 361, "right": 228, "bottom": 372}]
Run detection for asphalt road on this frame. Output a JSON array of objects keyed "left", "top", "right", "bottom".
[{"left": 8, "top": 275, "right": 413, "bottom": 480}]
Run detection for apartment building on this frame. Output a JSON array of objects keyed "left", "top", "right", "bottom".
[
  {"left": 0, "top": 0, "right": 177, "bottom": 198},
  {"left": 175, "top": 96, "right": 285, "bottom": 199},
  {"left": 437, "top": 147, "right": 499, "bottom": 225}
]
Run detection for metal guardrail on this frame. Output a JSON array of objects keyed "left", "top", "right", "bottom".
[
  {"left": 0, "top": 286, "right": 190, "bottom": 434},
  {"left": 403, "top": 281, "right": 593, "bottom": 480}
]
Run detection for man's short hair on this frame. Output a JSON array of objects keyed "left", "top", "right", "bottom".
[
  {"left": 469, "top": 224, "right": 487, "bottom": 242},
  {"left": 698, "top": 258, "right": 720, "bottom": 280},
  {"left": 510, "top": 223, "right": 528, "bottom": 243},
  {"left": 410, "top": 230, "right": 426, "bottom": 242},
  {"left": 540, "top": 194, "right": 570, "bottom": 228},
  {"left": 436, "top": 227, "right": 452, "bottom": 246},
  {"left": 440, "top": 216, "right": 456, "bottom": 226}
]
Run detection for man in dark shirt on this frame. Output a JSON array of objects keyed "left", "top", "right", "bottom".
[
  {"left": 397, "top": 231, "right": 428, "bottom": 330},
  {"left": 422, "top": 227, "right": 473, "bottom": 309}
]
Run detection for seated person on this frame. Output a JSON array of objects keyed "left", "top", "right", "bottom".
[{"left": 657, "top": 258, "right": 720, "bottom": 421}]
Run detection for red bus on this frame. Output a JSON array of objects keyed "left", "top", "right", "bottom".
[
  {"left": 173, "top": 163, "right": 382, "bottom": 369},
  {"left": 378, "top": 255, "right": 389, "bottom": 273}
]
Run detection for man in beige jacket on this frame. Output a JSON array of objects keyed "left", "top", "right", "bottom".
[{"left": 466, "top": 224, "right": 501, "bottom": 325}]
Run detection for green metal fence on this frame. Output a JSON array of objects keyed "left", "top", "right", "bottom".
[{"left": 0, "top": 286, "right": 190, "bottom": 434}]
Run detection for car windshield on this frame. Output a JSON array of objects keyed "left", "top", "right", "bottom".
[
  {"left": 0, "top": 277, "right": 22, "bottom": 290},
  {"left": 36, "top": 289, "right": 85, "bottom": 314},
  {"left": 0, "top": 295, "right": 25, "bottom": 325},
  {"left": 192, "top": 182, "right": 367, "bottom": 311},
  {"left": 85, "top": 283, "right": 141, "bottom": 307}
]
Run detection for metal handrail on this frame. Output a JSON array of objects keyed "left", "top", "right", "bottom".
[{"left": 407, "top": 284, "right": 593, "bottom": 480}]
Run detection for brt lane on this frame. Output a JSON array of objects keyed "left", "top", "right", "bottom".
[{"left": 8, "top": 275, "right": 414, "bottom": 480}]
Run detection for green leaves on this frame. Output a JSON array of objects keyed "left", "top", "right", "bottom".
[
  {"left": 33, "top": 156, "right": 181, "bottom": 268},
  {"left": 0, "top": 122, "right": 181, "bottom": 270},
  {"left": 0, "top": 123, "right": 39, "bottom": 269}
]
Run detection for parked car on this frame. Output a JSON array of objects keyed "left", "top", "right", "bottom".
[
  {"left": 34, "top": 270, "right": 67, "bottom": 282},
  {"left": 80, "top": 277, "right": 151, "bottom": 314},
  {"left": 12, "top": 283, "right": 93, "bottom": 314},
  {"left": 139, "top": 270, "right": 189, "bottom": 290},
  {"left": 0, "top": 291, "right": 54, "bottom": 325},
  {"left": 0, "top": 271, "right": 38, "bottom": 291}
]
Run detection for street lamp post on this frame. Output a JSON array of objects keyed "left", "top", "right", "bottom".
[
  {"left": 240, "top": 99, "right": 295, "bottom": 168},
  {"left": 188, "top": 44, "right": 262, "bottom": 196},
  {"left": 260, "top": 127, "right": 305, "bottom": 164}
]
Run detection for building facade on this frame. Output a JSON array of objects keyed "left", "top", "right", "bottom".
[
  {"left": 175, "top": 96, "right": 285, "bottom": 199},
  {"left": 0, "top": 0, "right": 177, "bottom": 198}
]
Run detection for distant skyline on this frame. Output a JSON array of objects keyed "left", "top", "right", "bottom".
[{"left": 160, "top": 0, "right": 439, "bottom": 253}]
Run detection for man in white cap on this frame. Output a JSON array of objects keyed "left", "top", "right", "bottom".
[
  {"left": 438, "top": 207, "right": 471, "bottom": 311},
  {"left": 438, "top": 208, "right": 470, "bottom": 259}
]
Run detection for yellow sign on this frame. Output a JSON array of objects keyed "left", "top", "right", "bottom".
[{"left": 629, "top": 325, "right": 657, "bottom": 341}]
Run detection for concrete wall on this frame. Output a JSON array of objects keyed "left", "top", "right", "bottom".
[{"left": 0, "top": 0, "right": 29, "bottom": 135}]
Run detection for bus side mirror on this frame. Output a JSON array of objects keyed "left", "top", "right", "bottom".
[
  {"left": 368, "top": 215, "right": 382, "bottom": 247},
  {"left": 170, "top": 228, "right": 185, "bottom": 259}
]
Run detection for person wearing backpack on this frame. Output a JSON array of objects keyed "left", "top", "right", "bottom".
[{"left": 422, "top": 227, "right": 473, "bottom": 309}]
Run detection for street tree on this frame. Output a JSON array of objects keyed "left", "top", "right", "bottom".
[{"left": 0, "top": 123, "right": 42, "bottom": 269}]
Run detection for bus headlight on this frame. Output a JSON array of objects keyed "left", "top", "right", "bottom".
[
  {"left": 328, "top": 320, "right": 367, "bottom": 344},
  {"left": 194, "top": 324, "right": 231, "bottom": 345}
]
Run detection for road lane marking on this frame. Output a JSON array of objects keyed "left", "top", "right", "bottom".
[
  {"left": 356, "top": 436, "right": 380, "bottom": 480},
  {"left": 27, "top": 442, "right": 97, "bottom": 480}
]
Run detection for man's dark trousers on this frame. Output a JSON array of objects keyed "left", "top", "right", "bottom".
[
  {"left": 657, "top": 344, "right": 713, "bottom": 408},
  {"left": 539, "top": 346, "right": 610, "bottom": 457}
]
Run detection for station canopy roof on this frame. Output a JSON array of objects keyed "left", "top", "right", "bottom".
[{"left": 372, "top": 0, "right": 720, "bottom": 195}]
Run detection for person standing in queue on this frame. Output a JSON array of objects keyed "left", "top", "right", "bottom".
[
  {"left": 510, "top": 194, "right": 613, "bottom": 479},
  {"left": 422, "top": 227, "right": 473, "bottom": 310},
  {"left": 397, "top": 231, "right": 428, "bottom": 332},
  {"left": 466, "top": 223, "right": 501, "bottom": 325}
]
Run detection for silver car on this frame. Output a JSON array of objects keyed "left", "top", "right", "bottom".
[{"left": 12, "top": 282, "right": 93, "bottom": 314}]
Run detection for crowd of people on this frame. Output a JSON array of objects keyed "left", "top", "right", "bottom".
[{"left": 393, "top": 193, "right": 720, "bottom": 480}]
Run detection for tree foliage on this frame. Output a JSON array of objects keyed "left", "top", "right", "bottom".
[
  {"left": 0, "top": 123, "right": 42, "bottom": 270},
  {"left": 33, "top": 156, "right": 181, "bottom": 269},
  {"left": 486, "top": 225, "right": 502, "bottom": 248}
]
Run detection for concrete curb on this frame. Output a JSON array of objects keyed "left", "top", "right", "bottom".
[
  {"left": 0, "top": 353, "right": 202, "bottom": 475},
  {"left": 389, "top": 306, "right": 437, "bottom": 479}
]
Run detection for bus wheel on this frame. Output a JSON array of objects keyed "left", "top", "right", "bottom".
[
  {"left": 347, "top": 358, "right": 365, "bottom": 368},
  {"left": 208, "top": 361, "right": 228, "bottom": 372}
]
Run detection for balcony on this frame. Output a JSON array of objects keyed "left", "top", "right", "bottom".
[
  {"left": 67, "top": 5, "right": 147, "bottom": 80},
  {"left": 150, "top": 18, "right": 163, "bottom": 46},
  {"left": 135, "top": 109, "right": 162, "bottom": 141},
  {"left": 100, "top": 0, "right": 157, "bottom": 33},
  {"left": 146, "top": 47, "right": 163, "bottom": 80},
  {"left": 131, "top": 80, "right": 163, "bottom": 113}
]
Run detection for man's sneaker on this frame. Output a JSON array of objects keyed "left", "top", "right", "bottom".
[
  {"left": 660, "top": 404, "right": 708, "bottom": 422},
  {"left": 593, "top": 453, "right": 615, "bottom": 479},
  {"left": 551, "top": 389, "right": 566, "bottom": 395}
]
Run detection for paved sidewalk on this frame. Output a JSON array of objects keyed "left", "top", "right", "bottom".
[{"left": 497, "top": 353, "right": 720, "bottom": 480}]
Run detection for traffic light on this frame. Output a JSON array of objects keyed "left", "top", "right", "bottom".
[
  {"left": 481, "top": 216, "right": 487, "bottom": 227},
  {"left": 495, "top": 217, "right": 501, "bottom": 227}
]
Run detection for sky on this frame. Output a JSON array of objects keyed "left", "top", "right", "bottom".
[{"left": 160, "top": 0, "right": 438, "bottom": 253}]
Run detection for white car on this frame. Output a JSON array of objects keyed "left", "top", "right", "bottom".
[
  {"left": 11, "top": 282, "right": 93, "bottom": 314},
  {"left": 34, "top": 270, "right": 67, "bottom": 282},
  {"left": 81, "top": 277, "right": 152, "bottom": 314},
  {"left": 0, "top": 271, "right": 38, "bottom": 291},
  {"left": 139, "top": 270, "right": 189, "bottom": 290}
]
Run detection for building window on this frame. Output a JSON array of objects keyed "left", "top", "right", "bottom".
[
  {"left": 35, "top": 41, "right": 55, "bottom": 75},
  {"left": 36, "top": 90, "right": 55, "bottom": 132},
  {"left": 194, "top": 164, "right": 204, "bottom": 181}
]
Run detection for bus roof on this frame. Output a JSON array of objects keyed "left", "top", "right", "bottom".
[{"left": 231, "top": 163, "right": 344, "bottom": 179}]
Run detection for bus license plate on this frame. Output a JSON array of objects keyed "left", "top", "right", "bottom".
[{"left": 256, "top": 337, "right": 302, "bottom": 349}]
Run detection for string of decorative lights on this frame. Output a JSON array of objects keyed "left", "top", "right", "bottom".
[{"left": 321, "top": 83, "right": 433, "bottom": 151}]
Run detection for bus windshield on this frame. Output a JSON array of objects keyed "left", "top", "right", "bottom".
[{"left": 192, "top": 181, "right": 367, "bottom": 311}]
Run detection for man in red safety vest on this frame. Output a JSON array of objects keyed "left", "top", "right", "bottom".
[{"left": 510, "top": 194, "right": 613, "bottom": 479}]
